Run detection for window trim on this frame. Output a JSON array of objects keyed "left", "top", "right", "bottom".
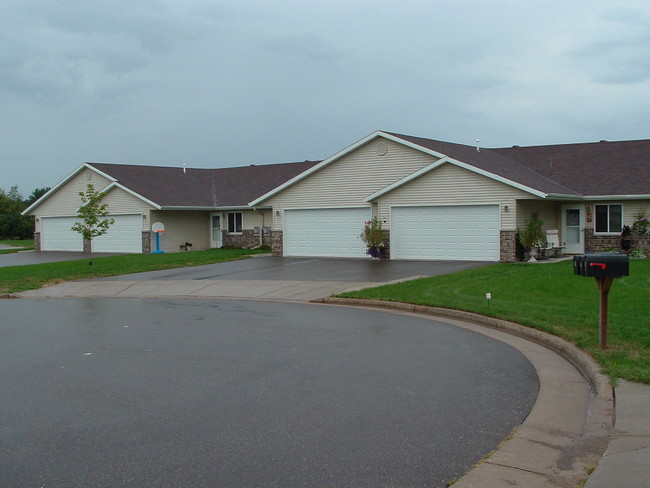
[
  {"left": 227, "top": 211, "right": 243, "bottom": 234},
  {"left": 594, "top": 203, "right": 623, "bottom": 235}
]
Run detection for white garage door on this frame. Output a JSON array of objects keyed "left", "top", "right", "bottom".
[
  {"left": 41, "top": 217, "right": 83, "bottom": 251},
  {"left": 92, "top": 214, "right": 142, "bottom": 253},
  {"left": 284, "top": 208, "right": 371, "bottom": 258},
  {"left": 391, "top": 205, "right": 500, "bottom": 261},
  {"left": 40, "top": 215, "right": 142, "bottom": 253}
]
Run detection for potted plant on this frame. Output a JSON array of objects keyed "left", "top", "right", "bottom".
[
  {"left": 518, "top": 212, "right": 545, "bottom": 262},
  {"left": 360, "top": 217, "right": 386, "bottom": 258}
]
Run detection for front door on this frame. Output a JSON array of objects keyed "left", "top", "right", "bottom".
[
  {"left": 210, "top": 214, "right": 223, "bottom": 248},
  {"left": 562, "top": 205, "right": 584, "bottom": 254}
]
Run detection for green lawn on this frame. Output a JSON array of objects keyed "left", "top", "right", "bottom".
[
  {"left": 339, "top": 260, "right": 650, "bottom": 384},
  {"left": 0, "top": 248, "right": 266, "bottom": 294},
  {"left": 0, "top": 239, "right": 35, "bottom": 253}
]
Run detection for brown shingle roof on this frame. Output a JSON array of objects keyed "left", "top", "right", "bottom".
[
  {"left": 493, "top": 140, "right": 650, "bottom": 196},
  {"left": 387, "top": 132, "right": 650, "bottom": 197},
  {"left": 386, "top": 133, "right": 578, "bottom": 196},
  {"left": 89, "top": 160, "right": 320, "bottom": 208}
]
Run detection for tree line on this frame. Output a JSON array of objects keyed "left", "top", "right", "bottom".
[{"left": 0, "top": 186, "right": 50, "bottom": 239}]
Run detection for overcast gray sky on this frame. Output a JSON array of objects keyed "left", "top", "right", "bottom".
[{"left": 3, "top": 0, "right": 650, "bottom": 195}]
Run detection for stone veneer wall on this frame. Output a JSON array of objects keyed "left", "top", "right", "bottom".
[
  {"left": 142, "top": 231, "right": 151, "bottom": 254},
  {"left": 34, "top": 231, "right": 41, "bottom": 251},
  {"left": 223, "top": 230, "right": 271, "bottom": 249},
  {"left": 500, "top": 230, "right": 517, "bottom": 262},
  {"left": 271, "top": 231, "right": 283, "bottom": 256},
  {"left": 585, "top": 229, "right": 650, "bottom": 253},
  {"left": 635, "top": 236, "right": 650, "bottom": 252},
  {"left": 380, "top": 230, "right": 390, "bottom": 259},
  {"left": 585, "top": 229, "right": 625, "bottom": 253},
  {"left": 83, "top": 238, "right": 91, "bottom": 253}
]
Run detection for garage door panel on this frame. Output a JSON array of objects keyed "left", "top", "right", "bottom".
[
  {"left": 41, "top": 215, "right": 142, "bottom": 253},
  {"left": 41, "top": 217, "right": 83, "bottom": 251},
  {"left": 391, "top": 205, "right": 499, "bottom": 261},
  {"left": 92, "top": 215, "right": 142, "bottom": 253},
  {"left": 285, "top": 208, "right": 371, "bottom": 258}
]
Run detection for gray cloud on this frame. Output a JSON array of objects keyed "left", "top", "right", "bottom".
[{"left": 2, "top": 0, "right": 650, "bottom": 193}]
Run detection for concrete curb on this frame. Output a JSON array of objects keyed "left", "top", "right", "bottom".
[{"left": 316, "top": 297, "right": 614, "bottom": 487}]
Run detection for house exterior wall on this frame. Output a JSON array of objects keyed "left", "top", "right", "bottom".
[
  {"left": 101, "top": 187, "right": 155, "bottom": 230},
  {"left": 515, "top": 200, "right": 561, "bottom": 232},
  {"left": 31, "top": 171, "right": 155, "bottom": 252},
  {"left": 585, "top": 199, "right": 650, "bottom": 253},
  {"left": 377, "top": 163, "right": 533, "bottom": 230},
  {"left": 263, "top": 140, "right": 437, "bottom": 230},
  {"left": 31, "top": 169, "right": 113, "bottom": 232},
  {"left": 149, "top": 210, "right": 211, "bottom": 253},
  {"left": 583, "top": 200, "right": 650, "bottom": 231},
  {"left": 221, "top": 209, "right": 272, "bottom": 248}
]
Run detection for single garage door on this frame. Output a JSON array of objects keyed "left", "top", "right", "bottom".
[
  {"left": 284, "top": 207, "right": 371, "bottom": 258},
  {"left": 41, "top": 216, "right": 83, "bottom": 251},
  {"left": 92, "top": 214, "right": 142, "bottom": 253},
  {"left": 391, "top": 205, "right": 500, "bottom": 261}
]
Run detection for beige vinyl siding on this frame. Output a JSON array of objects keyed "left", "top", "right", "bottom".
[
  {"left": 241, "top": 209, "right": 272, "bottom": 230},
  {"left": 378, "top": 163, "right": 534, "bottom": 230},
  {"left": 149, "top": 210, "right": 210, "bottom": 252},
  {"left": 583, "top": 200, "right": 650, "bottom": 231},
  {"left": 33, "top": 170, "right": 113, "bottom": 231},
  {"left": 102, "top": 187, "right": 155, "bottom": 231},
  {"left": 516, "top": 200, "right": 561, "bottom": 232},
  {"left": 265, "top": 140, "right": 436, "bottom": 229}
]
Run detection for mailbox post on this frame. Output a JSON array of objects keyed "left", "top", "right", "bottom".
[{"left": 573, "top": 253, "right": 629, "bottom": 349}]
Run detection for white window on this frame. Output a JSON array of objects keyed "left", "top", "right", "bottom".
[
  {"left": 594, "top": 204, "right": 622, "bottom": 233},
  {"left": 227, "top": 212, "right": 243, "bottom": 233}
]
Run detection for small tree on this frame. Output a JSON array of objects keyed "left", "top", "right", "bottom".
[{"left": 71, "top": 184, "right": 115, "bottom": 264}]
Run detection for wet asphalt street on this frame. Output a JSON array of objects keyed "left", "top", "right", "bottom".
[{"left": 0, "top": 298, "right": 537, "bottom": 488}]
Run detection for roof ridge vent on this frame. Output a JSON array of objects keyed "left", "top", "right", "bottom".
[{"left": 599, "top": 140, "right": 608, "bottom": 143}]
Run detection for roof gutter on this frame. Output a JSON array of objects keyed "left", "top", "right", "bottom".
[
  {"left": 158, "top": 205, "right": 271, "bottom": 211},
  {"left": 544, "top": 193, "right": 650, "bottom": 201},
  {"left": 581, "top": 194, "right": 650, "bottom": 201}
]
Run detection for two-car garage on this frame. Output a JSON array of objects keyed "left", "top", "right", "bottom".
[
  {"left": 282, "top": 205, "right": 500, "bottom": 261},
  {"left": 40, "top": 215, "right": 143, "bottom": 253},
  {"left": 284, "top": 208, "right": 370, "bottom": 258},
  {"left": 390, "top": 205, "right": 500, "bottom": 261}
]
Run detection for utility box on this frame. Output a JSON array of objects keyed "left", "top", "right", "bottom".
[{"left": 573, "top": 253, "right": 629, "bottom": 278}]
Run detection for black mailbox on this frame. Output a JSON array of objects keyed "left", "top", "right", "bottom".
[{"left": 573, "top": 253, "right": 629, "bottom": 278}]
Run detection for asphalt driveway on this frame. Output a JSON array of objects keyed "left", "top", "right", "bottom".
[
  {"left": 99, "top": 256, "right": 493, "bottom": 282},
  {"left": 18, "top": 255, "right": 493, "bottom": 300},
  {"left": 0, "top": 298, "right": 537, "bottom": 488}
]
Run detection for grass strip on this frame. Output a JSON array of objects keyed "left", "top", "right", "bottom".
[
  {"left": 0, "top": 248, "right": 266, "bottom": 294},
  {"left": 338, "top": 260, "right": 650, "bottom": 384},
  {"left": 0, "top": 239, "right": 35, "bottom": 254}
]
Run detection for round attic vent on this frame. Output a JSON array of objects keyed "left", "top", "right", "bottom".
[
  {"left": 376, "top": 141, "right": 388, "bottom": 156},
  {"left": 85, "top": 170, "right": 93, "bottom": 180}
]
